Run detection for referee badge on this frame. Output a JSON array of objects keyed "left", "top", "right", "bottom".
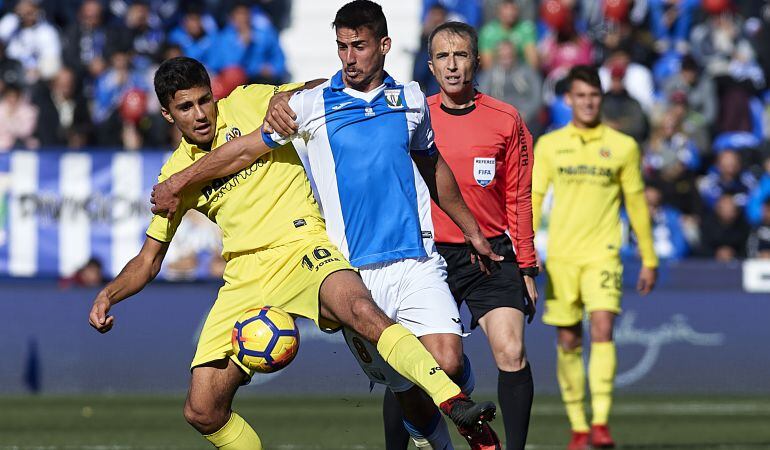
[{"left": 473, "top": 157, "right": 496, "bottom": 187}]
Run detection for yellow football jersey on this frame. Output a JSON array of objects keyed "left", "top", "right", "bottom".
[
  {"left": 146, "top": 83, "right": 325, "bottom": 259},
  {"left": 533, "top": 123, "right": 649, "bottom": 264}
]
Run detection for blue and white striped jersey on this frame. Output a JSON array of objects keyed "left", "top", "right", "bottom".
[{"left": 264, "top": 71, "right": 437, "bottom": 267}]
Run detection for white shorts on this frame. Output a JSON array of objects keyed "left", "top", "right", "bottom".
[
  {"left": 359, "top": 252, "right": 463, "bottom": 337},
  {"left": 344, "top": 253, "right": 463, "bottom": 392}
]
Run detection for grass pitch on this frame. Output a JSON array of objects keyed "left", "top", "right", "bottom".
[{"left": 0, "top": 394, "right": 769, "bottom": 449}]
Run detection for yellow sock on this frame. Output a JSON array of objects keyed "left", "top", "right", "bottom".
[
  {"left": 557, "top": 346, "right": 589, "bottom": 432},
  {"left": 204, "top": 412, "right": 262, "bottom": 450},
  {"left": 589, "top": 341, "right": 616, "bottom": 425},
  {"left": 376, "top": 324, "right": 461, "bottom": 405}
]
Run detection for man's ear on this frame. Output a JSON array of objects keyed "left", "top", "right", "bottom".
[
  {"left": 428, "top": 59, "right": 435, "bottom": 77},
  {"left": 381, "top": 36, "right": 391, "bottom": 56},
  {"left": 160, "top": 107, "right": 174, "bottom": 124}
]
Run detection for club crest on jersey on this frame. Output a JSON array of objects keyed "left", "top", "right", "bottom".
[
  {"left": 473, "top": 157, "right": 496, "bottom": 187},
  {"left": 599, "top": 147, "right": 611, "bottom": 158},
  {"left": 225, "top": 127, "right": 242, "bottom": 142},
  {"left": 384, "top": 89, "right": 403, "bottom": 109}
]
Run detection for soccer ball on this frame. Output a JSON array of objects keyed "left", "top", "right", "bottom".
[{"left": 231, "top": 306, "right": 300, "bottom": 373}]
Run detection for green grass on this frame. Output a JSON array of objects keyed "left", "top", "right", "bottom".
[{"left": 1, "top": 394, "right": 769, "bottom": 449}]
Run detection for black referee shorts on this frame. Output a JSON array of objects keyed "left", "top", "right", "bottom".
[{"left": 436, "top": 234, "right": 526, "bottom": 329}]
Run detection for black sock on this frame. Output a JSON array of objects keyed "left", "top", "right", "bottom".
[
  {"left": 498, "top": 363, "right": 534, "bottom": 450},
  {"left": 383, "top": 388, "right": 410, "bottom": 450}
]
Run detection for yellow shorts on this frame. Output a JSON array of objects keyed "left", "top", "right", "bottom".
[
  {"left": 542, "top": 257, "right": 623, "bottom": 327},
  {"left": 191, "top": 230, "right": 353, "bottom": 377}
]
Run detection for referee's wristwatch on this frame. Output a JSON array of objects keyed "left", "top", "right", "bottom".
[{"left": 520, "top": 267, "right": 539, "bottom": 278}]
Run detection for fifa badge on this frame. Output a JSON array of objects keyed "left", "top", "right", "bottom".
[{"left": 473, "top": 157, "right": 496, "bottom": 187}]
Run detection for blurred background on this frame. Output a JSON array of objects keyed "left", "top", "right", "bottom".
[{"left": 0, "top": 0, "right": 768, "bottom": 448}]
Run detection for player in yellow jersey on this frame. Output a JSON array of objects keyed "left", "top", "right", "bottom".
[
  {"left": 87, "top": 57, "right": 497, "bottom": 450},
  {"left": 532, "top": 66, "right": 658, "bottom": 450}
]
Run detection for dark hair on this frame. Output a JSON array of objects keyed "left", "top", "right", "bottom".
[
  {"left": 154, "top": 56, "right": 210, "bottom": 109},
  {"left": 428, "top": 21, "right": 479, "bottom": 63},
  {"left": 332, "top": 0, "right": 388, "bottom": 40},
  {"left": 566, "top": 65, "right": 602, "bottom": 91}
]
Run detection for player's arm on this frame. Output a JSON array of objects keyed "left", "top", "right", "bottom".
[
  {"left": 151, "top": 130, "right": 275, "bottom": 219},
  {"left": 88, "top": 237, "right": 169, "bottom": 333},
  {"left": 531, "top": 137, "right": 552, "bottom": 233},
  {"left": 265, "top": 78, "right": 326, "bottom": 136},
  {"left": 505, "top": 115, "right": 538, "bottom": 318},
  {"left": 412, "top": 149, "right": 503, "bottom": 273},
  {"left": 621, "top": 143, "right": 659, "bottom": 295}
]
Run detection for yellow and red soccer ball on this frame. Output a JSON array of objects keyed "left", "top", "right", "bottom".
[{"left": 231, "top": 306, "right": 300, "bottom": 373}]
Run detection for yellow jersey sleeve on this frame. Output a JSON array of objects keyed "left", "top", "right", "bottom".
[
  {"left": 532, "top": 136, "right": 552, "bottom": 195},
  {"left": 145, "top": 152, "right": 193, "bottom": 243},
  {"left": 619, "top": 140, "right": 645, "bottom": 194}
]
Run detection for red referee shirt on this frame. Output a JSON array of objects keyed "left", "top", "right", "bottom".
[{"left": 428, "top": 92, "right": 536, "bottom": 269}]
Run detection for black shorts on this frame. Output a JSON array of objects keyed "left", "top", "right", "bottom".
[{"left": 436, "top": 234, "right": 526, "bottom": 329}]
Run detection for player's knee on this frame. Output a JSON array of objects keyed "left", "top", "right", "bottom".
[
  {"left": 433, "top": 349, "right": 464, "bottom": 379},
  {"left": 349, "top": 298, "right": 392, "bottom": 337},
  {"left": 558, "top": 331, "right": 583, "bottom": 351},
  {"left": 492, "top": 341, "right": 527, "bottom": 371},
  {"left": 183, "top": 400, "right": 228, "bottom": 435}
]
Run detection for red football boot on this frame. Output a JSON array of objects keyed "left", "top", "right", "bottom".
[
  {"left": 567, "top": 431, "right": 590, "bottom": 450},
  {"left": 590, "top": 424, "right": 616, "bottom": 448},
  {"left": 458, "top": 421, "right": 502, "bottom": 450}
]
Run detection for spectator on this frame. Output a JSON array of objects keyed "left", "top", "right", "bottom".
[
  {"left": 648, "top": 0, "right": 699, "bottom": 54},
  {"left": 92, "top": 47, "right": 151, "bottom": 148},
  {"left": 599, "top": 46, "right": 655, "bottom": 112},
  {"left": 423, "top": 0, "right": 482, "bottom": 28},
  {"left": 0, "top": 0, "right": 61, "bottom": 83},
  {"left": 479, "top": 0, "right": 538, "bottom": 69},
  {"left": 33, "top": 67, "right": 91, "bottom": 149},
  {"left": 206, "top": 2, "right": 286, "bottom": 84},
  {"left": 168, "top": 5, "right": 217, "bottom": 63},
  {"left": 747, "top": 156, "right": 770, "bottom": 225},
  {"left": 538, "top": 11, "right": 594, "bottom": 79},
  {"left": 624, "top": 185, "right": 689, "bottom": 260},
  {"left": 664, "top": 89, "right": 710, "bottom": 153},
  {"left": 412, "top": 4, "right": 447, "bottom": 96},
  {"left": 602, "top": 63, "right": 649, "bottom": 143},
  {"left": 477, "top": 40, "right": 542, "bottom": 133},
  {"left": 698, "top": 194, "right": 750, "bottom": 261},
  {"left": 747, "top": 198, "right": 770, "bottom": 259},
  {"left": 0, "top": 83, "right": 38, "bottom": 151},
  {"left": 645, "top": 107, "right": 702, "bottom": 216},
  {"left": 0, "top": 42, "right": 24, "bottom": 91},
  {"left": 61, "top": 0, "right": 108, "bottom": 82},
  {"left": 698, "top": 149, "right": 758, "bottom": 209},
  {"left": 663, "top": 55, "right": 718, "bottom": 126},
  {"left": 109, "top": 1, "right": 166, "bottom": 70}
]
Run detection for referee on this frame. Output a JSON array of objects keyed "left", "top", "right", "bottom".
[{"left": 384, "top": 21, "right": 538, "bottom": 450}]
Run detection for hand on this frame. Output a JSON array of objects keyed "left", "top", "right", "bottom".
[
  {"left": 89, "top": 293, "right": 114, "bottom": 333},
  {"left": 150, "top": 176, "right": 182, "bottom": 221},
  {"left": 465, "top": 233, "right": 504, "bottom": 275},
  {"left": 522, "top": 275, "right": 538, "bottom": 324},
  {"left": 263, "top": 91, "right": 298, "bottom": 136},
  {"left": 636, "top": 266, "right": 657, "bottom": 295}
]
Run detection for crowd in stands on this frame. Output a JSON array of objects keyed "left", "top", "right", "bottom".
[
  {"left": 0, "top": 0, "right": 290, "bottom": 151},
  {"left": 416, "top": 0, "right": 770, "bottom": 262},
  {"left": 0, "top": 0, "right": 768, "bottom": 264}
]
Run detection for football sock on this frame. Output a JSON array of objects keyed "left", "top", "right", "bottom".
[
  {"left": 498, "top": 363, "right": 534, "bottom": 450},
  {"left": 376, "top": 324, "right": 461, "bottom": 406},
  {"left": 557, "top": 346, "right": 589, "bottom": 432},
  {"left": 403, "top": 409, "right": 453, "bottom": 449},
  {"left": 459, "top": 353, "right": 476, "bottom": 395},
  {"left": 589, "top": 341, "right": 616, "bottom": 425},
  {"left": 383, "top": 389, "right": 410, "bottom": 450},
  {"left": 204, "top": 412, "right": 262, "bottom": 450}
]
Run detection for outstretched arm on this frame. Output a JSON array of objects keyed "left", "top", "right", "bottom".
[
  {"left": 151, "top": 128, "right": 275, "bottom": 219},
  {"left": 89, "top": 237, "right": 169, "bottom": 333},
  {"left": 413, "top": 150, "right": 503, "bottom": 273}
]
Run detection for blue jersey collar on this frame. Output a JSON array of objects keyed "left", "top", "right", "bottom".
[{"left": 330, "top": 70, "right": 399, "bottom": 91}]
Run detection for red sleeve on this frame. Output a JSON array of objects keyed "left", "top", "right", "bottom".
[{"left": 505, "top": 113, "right": 536, "bottom": 269}]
